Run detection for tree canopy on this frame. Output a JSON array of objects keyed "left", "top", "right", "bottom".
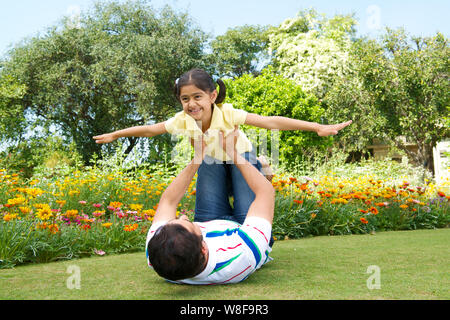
[
  {"left": 209, "top": 24, "right": 270, "bottom": 78},
  {"left": 324, "top": 29, "right": 449, "bottom": 171},
  {"left": 1, "top": 0, "right": 208, "bottom": 164},
  {"left": 267, "top": 9, "right": 357, "bottom": 98}
]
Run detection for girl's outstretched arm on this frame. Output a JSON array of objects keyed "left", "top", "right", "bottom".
[
  {"left": 93, "top": 122, "right": 168, "bottom": 144},
  {"left": 244, "top": 113, "right": 352, "bottom": 137}
]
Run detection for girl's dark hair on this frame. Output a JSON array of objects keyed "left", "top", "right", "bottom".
[
  {"left": 147, "top": 223, "right": 206, "bottom": 281},
  {"left": 174, "top": 68, "right": 226, "bottom": 105}
]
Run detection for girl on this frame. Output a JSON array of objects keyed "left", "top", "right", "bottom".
[{"left": 93, "top": 68, "right": 352, "bottom": 225}]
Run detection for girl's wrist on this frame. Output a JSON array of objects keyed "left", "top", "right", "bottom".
[{"left": 313, "top": 123, "right": 322, "bottom": 134}]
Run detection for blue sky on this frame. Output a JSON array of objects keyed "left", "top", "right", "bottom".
[{"left": 1, "top": 0, "right": 449, "bottom": 56}]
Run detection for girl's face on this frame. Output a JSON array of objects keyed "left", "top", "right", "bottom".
[{"left": 179, "top": 84, "right": 217, "bottom": 124}]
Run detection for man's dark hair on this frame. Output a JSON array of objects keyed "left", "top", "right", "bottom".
[{"left": 147, "top": 223, "right": 206, "bottom": 281}]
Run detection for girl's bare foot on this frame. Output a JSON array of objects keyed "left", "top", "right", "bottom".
[{"left": 257, "top": 155, "right": 273, "bottom": 182}]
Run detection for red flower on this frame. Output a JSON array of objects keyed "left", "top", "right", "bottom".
[{"left": 293, "top": 199, "right": 303, "bottom": 205}]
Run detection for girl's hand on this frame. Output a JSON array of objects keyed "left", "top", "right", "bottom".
[
  {"left": 316, "top": 120, "right": 352, "bottom": 137},
  {"left": 93, "top": 133, "right": 116, "bottom": 144}
]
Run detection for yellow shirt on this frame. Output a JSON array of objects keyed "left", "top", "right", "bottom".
[{"left": 164, "top": 103, "right": 253, "bottom": 161}]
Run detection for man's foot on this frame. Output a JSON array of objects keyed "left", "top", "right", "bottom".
[{"left": 257, "top": 155, "right": 273, "bottom": 182}]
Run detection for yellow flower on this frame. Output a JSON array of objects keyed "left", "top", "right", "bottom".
[
  {"left": 36, "top": 206, "right": 53, "bottom": 220},
  {"left": 129, "top": 204, "right": 143, "bottom": 212},
  {"left": 7, "top": 197, "right": 26, "bottom": 206},
  {"left": 34, "top": 203, "right": 50, "bottom": 210},
  {"left": 19, "top": 206, "right": 31, "bottom": 214},
  {"left": 68, "top": 190, "right": 80, "bottom": 196},
  {"left": 102, "top": 222, "right": 113, "bottom": 228},
  {"left": 399, "top": 204, "right": 409, "bottom": 209},
  {"left": 56, "top": 200, "right": 66, "bottom": 207},
  {"left": 142, "top": 209, "right": 156, "bottom": 217},
  {"left": 64, "top": 209, "right": 79, "bottom": 219},
  {"left": 330, "top": 198, "right": 348, "bottom": 204}
]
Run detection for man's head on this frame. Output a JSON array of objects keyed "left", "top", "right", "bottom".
[{"left": 147, "top": 215, "right": 208, "bottom": 281}]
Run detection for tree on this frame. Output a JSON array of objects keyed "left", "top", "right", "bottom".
[
  {"left": 209, "top": 25, "right": 270, "bottom": 78},
  {"left": 0, "top": 74, "right": 27, "bottom": 143},
  {"left": 1, "top": 0, "right": 208, "bottom": 164},
  {"left": 267, "top": 9, "right": 357, "bottom": 98},
  {"left": 324, "top": 29, "right": 449, "bottom": 172},
  {"left": 224, "top": 67, "right": 330, "bottom": 167}
]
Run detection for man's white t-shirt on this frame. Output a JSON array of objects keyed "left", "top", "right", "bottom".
[{"left": 146, "top": 217, "right": 272, "bottom": 285}]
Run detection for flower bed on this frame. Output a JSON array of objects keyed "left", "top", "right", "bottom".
[
  {"left": 271, "top": 173, "right": 449, "bottom": 239},
  {"left": 1, "top": 165, "right": 448, "bottom": 268}
]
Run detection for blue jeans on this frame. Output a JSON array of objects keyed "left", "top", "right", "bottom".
[{"left": 194, "top": 152, "right": 262, "bottom": 224}]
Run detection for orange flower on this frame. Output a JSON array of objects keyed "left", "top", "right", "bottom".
[
  {"left": 437, "top": 191, "right": 446, "bottom": 197},
  {"left": 299, "top": 183, "right": 308, "bottom": 191},
  {"left": 289, "top": 177, "right": 298, "bottom": 183},
  {"left": 48, "top": 224, "right": 59, "bottom": 234},
  {"left": 36, "top": 222, "right": 48, "bottom": 230},
  {"left": 360, "top": 217, "right": 369, "bottom": 224},
  {"left": 293, "top": 199, "right": 303, "bottom": 205},
  {"left": 375, "top": 202, "right": 388, "bottom": 207},
  {"left": 109, "top": 201, "right": 123, "bottom": 209},
  {"left": 311, "top": 213, "right": 317, "bottom": 219},
  {"left": 359, "top": 209, "right": 368, "bottom": 214},
  {"left": 399, "top": 204, "right": 409, "bottom": 209},
  {"left": 3, "top": 213, "right": 18, "bottom": 222},
  {"left": 369, "top": 207, "right": 379, "bottom": 215},
  {"left": 124, "top": 223, "right": 139, "bottom": 232}
]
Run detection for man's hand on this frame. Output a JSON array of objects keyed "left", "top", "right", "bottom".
[
  {"left": 218, "top": 127, "right": 239, "bottom": 160},
  {"left": 316, "top": 120, "right": 352, "bottom": 137},
  {"left": 191, "top": 135, "right": 207, "bottom": 164}
]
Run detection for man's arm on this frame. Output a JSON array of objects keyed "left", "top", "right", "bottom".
[
  {"left": 219, "top": 129, "right": 275, "bottom": 224},
  {"left": 245, "top": 113, "right": 352, "bottom": 137},
  {"left": 153, "top": 138, "right": 206, "bottom": 224}
]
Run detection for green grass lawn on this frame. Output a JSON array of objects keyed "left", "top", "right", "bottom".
[{"left": 1, "top": 228, "right": 449, "bottom": 300}]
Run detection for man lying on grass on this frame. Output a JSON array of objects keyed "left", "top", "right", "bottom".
[{"left": 146, "top": 129, "right": 275, "bottom": 284}]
